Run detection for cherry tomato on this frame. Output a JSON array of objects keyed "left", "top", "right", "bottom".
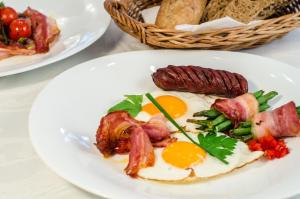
[
  {"left": 0, "top": 7, "right": 18, "bottom": 25},
  {"left": 9, "top": 19, "right": 32, "bottom": 41}
]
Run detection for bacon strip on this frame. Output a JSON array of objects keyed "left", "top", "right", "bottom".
[
  {"left": 212, "top": 93, "right": 259, "bottom": 124},
  {"left": 252, "top": 101, "right": 300, "bottom": 138},
  {"left": 95, "top": 111, "right": 172, "bottom": 157},
  {"left": 96, "top": 111, "right": 174, "bottom": 177},
  {"left": 141, "top": 114, "right": 170, "bottom": 142},
  {"left": 124, "top": 126, "right": 155, "bottom": 177},
  {"left": 152, "top": 137, "right": 177, "bottom": 148},
  {"left": 95, "top": 111, "right": 140, "bottom": 157}
]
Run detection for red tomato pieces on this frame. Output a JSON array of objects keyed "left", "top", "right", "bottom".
[
  {"left": 9, "top": 19, "right": 32, "bottom": 41},
  {"left": 247, "top": 135, "right": 289, "bottom": 160},
  {"left": 0, "top": 7, "right": 18, "bottom": 25}
]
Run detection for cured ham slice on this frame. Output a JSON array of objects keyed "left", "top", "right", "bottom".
[
  {"left": 124, "top": 126, "right": 155, "bottom": 177},
  {"left": 212, "top": 93, "right": 259, "bottom": 124},
  {"left": 252, "top": 101, "right": 300, "bottom": 138},
  {"left": 0, "top": 7, "right": 60, "bottom": 60},
  {"left": 0, "top": 42, "right": 35, "bottom": 60},
  {"left": 24, "top": 7, "right": 60, "bottom": 53}
]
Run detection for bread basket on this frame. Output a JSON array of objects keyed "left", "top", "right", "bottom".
[{"left": 104, "top": 0, "right": 300, "bottom": 50}]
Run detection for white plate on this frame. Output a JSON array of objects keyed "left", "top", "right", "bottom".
[
  {"left": 29, "top": 50, "right": 300, "bottom": 199},
  {"left": 0, "top": 0, "right": 110, "bottom": 77}
]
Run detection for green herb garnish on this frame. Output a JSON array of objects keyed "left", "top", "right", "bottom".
[
  {"left": 0, "top": 2, "right": 5, "bottom": 8},
  {"left": 145, "top": 92, "right": 237, "bottom": 164},
  {"left": 198, "top": 133, "right": 237, "bottom": 164},
  {"left": 108, "top": 95, "right": 143, "bottom": 117},
  {"left": 17, "top": 37, "right": 27, "bottom": 45},
  {"left": 1, "top": 23, "right": 8, "bottom": 45}
]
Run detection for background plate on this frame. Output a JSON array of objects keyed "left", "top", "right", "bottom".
[
  {"left": 0, "top": 0, "right": 110, "bottom": 77},
  {"left": 29, "top": 50, "right": 300, "bottom": 199}
]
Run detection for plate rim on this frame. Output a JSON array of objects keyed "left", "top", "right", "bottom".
[
  {"left": 0, "top": 0, "right": 111, "bottom": 77},
  {"left": 29, "top": 50, "right": 300, "bottom": 199}
]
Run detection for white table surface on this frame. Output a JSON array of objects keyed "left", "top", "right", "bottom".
[{"left": 1, "top": 22, "right": 300, "bottom": 199}]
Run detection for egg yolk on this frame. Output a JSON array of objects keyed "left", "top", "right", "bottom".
[
  {"left": 162, "top": 141, "right": 206, "bottom": 169},
  {"left": 142, "top": 95, "right": 187, "bottom": 119}
]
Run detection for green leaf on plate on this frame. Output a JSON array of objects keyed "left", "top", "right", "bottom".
[
  {"left": 108, "top": 95, "right": 143, "bottom": 117},
  {"left": 198, "top": 132, "right": 237, "bottom": 164}
]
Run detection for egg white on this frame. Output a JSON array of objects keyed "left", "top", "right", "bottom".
[
  {"left": 138, "top": 147, "right": 193, "bottom": 181},
  {"left": 137, "top": 132, "right": 263, "bottom": 182},
  {"left": 136, "top": 90, "right": 218, "bottom": 132}
]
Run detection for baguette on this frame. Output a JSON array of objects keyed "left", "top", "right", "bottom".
[{"left": 155, "top": 0, "right": 207, "bottom": 29}]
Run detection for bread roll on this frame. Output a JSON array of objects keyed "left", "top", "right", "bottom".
[
  {"left": 155, "top": 0, "right": 207, "bottom": 29},
  {"left": 202, "top": 0, "right": 233, "bottom": 22},
  {"left": 210, "top": 0, "right": 290, "bottom": 23}
]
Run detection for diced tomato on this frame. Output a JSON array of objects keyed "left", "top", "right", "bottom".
[
  {"left": 247, "top": 139, "right": 262, "bottom": 151},
  {"left": 247, "top": 135, "right": 289, "bottom": 160}
]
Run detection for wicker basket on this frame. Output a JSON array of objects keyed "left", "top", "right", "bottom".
[{"left": 104, "top": 0, "right": 300, "bottom": 50}]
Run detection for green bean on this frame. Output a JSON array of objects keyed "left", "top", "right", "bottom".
[
  {"left": 214, "top": 120, "right": 232, "bottom": 132},
  {"left": 232, "top": 127, "right": 252, "bottom": 136},
  {"left": 297, "top": 106, "right": 300, "bottom": 116},
  {"left": 240, "top": 121, "right": 252, "bottom": 128},
  {"left": 193, "top": 109, "right": 221, "bottom": 118},
  {"left": 257, "top": 91, "right": 278, "bottom": 105},
  {"left": 196, "top": 126, "right": 208, "bottom": 130},
  {"left": 212, "top": 115, "right": 226, "bottom": 126},
  {"left": 239, "top": 134, "right": 254, "bottom": 142},
  {"left": 253, "top": 90, "right": 264, "bottom": 99},
  {"left": 259, "top": 103, "right": 271, "bottom": 112},
  {"left": 186, "top": 119, "right": 211, "bottom": 126}
]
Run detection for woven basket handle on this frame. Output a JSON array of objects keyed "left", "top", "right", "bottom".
[
  {"left": 105, "top": 0, "right": 129, "bottom": 11},
  {"left": 104, "top": 0, "right": 147, "bottom": 43}
]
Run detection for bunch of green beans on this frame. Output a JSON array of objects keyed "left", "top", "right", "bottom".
[{"left": 187, "top": 90, "right": 279, "bottom": 141}]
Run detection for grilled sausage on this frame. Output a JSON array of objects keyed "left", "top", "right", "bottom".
[{"left": 152, "top": 65, "right": 248, "bottom": 97}]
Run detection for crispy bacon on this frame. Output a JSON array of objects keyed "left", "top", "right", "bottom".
[
  {"left": 95, "top": 111, "right": 140, "bottom": 157},
  {"left": 141, "top": 114, "right": 171, "bottom": 142},
  {"left": 124, "top": 126, "right": 155, "bottom": 177},
  {"left": 96, "top": 111, "right": 175, "bottom": 177},
  {"left": 152, "top": 137, "right": 177, "bottom": 147},
  {"left": 212, "top": 93, "right": 259, "bottom": 124},
  {"left": 252, "top": 101, "right": 300, "bottom": 138},
  {"left": 24, "top": 7, "right": 60, "bottom": 53}
]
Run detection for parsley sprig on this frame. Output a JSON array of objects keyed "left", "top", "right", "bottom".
[
  {"left": 145, "top": 93, "right": 237, "bottom": 164},
  {"left": 198, "top": 133, "right": 237, "bottom": 164},
  {"left": 108, "top": 95, "right": 143, "bottom": 117}
]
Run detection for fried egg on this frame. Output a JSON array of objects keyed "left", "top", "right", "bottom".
[
  {"left": 138, "top": 132, "right": 263, "bottom": 182},
  {"left": 135, "top": 90, "right": 218, "bottom": 132}
]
